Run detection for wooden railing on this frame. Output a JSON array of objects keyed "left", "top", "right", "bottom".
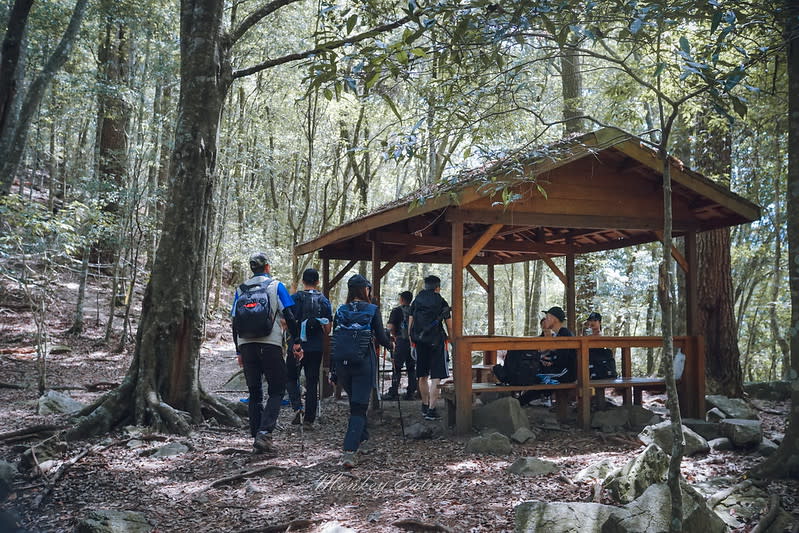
[{"left": 451, "top": 335, "right": 705, "bottom": 432}]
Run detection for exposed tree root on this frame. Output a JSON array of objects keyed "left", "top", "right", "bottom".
[
  {"left": 392, "top": 519, "right": 454, "bottom": 532},
  {"left": 235, "top": 519, "right": 318, "bottom": 533},
  {"left": 203, "top": 465, "right": 285, "bottom": 490},
  {"left": 752, "top": 494, "right": 782, "bottom": 533},
  {"left": 0, "top": 425, "right": 65, "bottom": 443}
]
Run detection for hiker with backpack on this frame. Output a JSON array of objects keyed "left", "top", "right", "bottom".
[
  {"left": 231, "top": 252, "right": 303, "bottom": 454},
  {"left": 583, "top": 312, "right": 618, "bottom": 380},
  {"left": 538, "top": 306, "right": 576, "bottom": 382},
  {"left": 286, "top": 268, "right": 332, "bottom": 430},
  {"left": 330, "top": 274, "right": 393, "bottom": 468},
  {"left": 384, "top": 290, "right": 417, "bottom": 401},
  {"left": 409, "top": 275, "right": 452, "bottom": 421}
]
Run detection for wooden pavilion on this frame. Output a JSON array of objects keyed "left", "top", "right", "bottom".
[{"left": 294, "top": 127, "right": 760, "bottom": 433}]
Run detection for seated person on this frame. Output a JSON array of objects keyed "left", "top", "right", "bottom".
[
  {"left": 493, "top": 348, "right": 540, "bottom": 386},
  {"left": 538, "top": 306, "right": 576, "bottom": 382},
  {"left": 584, "top": 312, "right": 617, "bottom": 379}
]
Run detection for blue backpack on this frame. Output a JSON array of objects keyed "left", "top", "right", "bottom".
[{"left": 332, "top": 302, "right": 377, "bottom": 367}]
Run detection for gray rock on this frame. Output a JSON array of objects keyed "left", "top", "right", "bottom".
[
  {"left": 605, "top": 444, "right": 669, "bottom": 504},
  {"left": 591, "top": 407, "right": 629, "bottom": 432},
  {"left": 603, "top": 483, "right": 728, "bottom": 533},
  {"left": 627, "top": 405, "right": 662, "bottom": 431},
  {"left": 37, "top": 390, "right": 84, "bottom": 415},
  {"left": 719, "top": 418, "right": 762, "bottom": 448},
  {"left": 708, "top": 438, "right": 733, "bottom": 451},
  {"left": 511, "top": 427, "right": 536, "bottom": 444},
  {"left": 0, "top": 461, "right": 16, "bottom": 500},
  {"left": 405, "top": 422, "right": 435, "bottom": 440},
  {"left": 526, "top": 408, "right": 560, "bottom": 429},
  {"left": 705, "top": 395, "right": 758, "bottom": 420},
  {"left": 20, "top": 439, "right": 67, "bottom": 470},
  {"left": 682, "top": 418, "right": 722, "bottom": 441},
  {"left": 638, "top": 420, "right": 710, "bottom": 456},
  {"left": 706, "top": 407, "right": 727, "bottom": 423},
  {"left": 744, "top": 380, "right": 791, "bottom": 401},
  {"left": 508, "top": 457, "right": 559, "bottom": 476},
  {"left": 153, "top": 442, "right": 189, "bottom": 458},
  {"left": 473, "top": 396, "right": 530, "bottom": 437},
  {"left": 573, "top": 458, "right": 618, "bottom": 483},
  {"left": 466, "top": 432, "right": 513, "bottom": 455},
  {"left": 515, "top": 500, "right": 618, "bottom": 533},
  {"left": 705, "top": 478, "right": 771, "bottom": 529},
  {"left": 75, "top": 509, "right": 151, "bottom": 533},
  {"left": 757, "top": 438, "right": 778, "bottom": 457}
]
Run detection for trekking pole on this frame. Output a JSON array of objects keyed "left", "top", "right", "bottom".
[{"left": 396, "top": 378, "right": 405, "bottom": 442}]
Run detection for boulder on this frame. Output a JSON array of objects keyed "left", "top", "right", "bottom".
[
  {"left": 515, "top": 500, "right": 617, "bottom": 533},
  {"left": 708, "top": 438, "right": 733, "bottom": 452},
  {"left": 465, "top": 432, "right": 512, "bottom": 455},
  {"left": 719, "top": 419, "right": 762, "bottom": 449},
  {"left": 627, "top": 405, "right": 662, "bottom": 431},
  {"left": 0, "top": 461, "right": 16, "bottom": 500},
  {"left": 603, "top": 483, "right": 728, "bottom": 533},
  {"left": 756, "top": 438, "right": 778, "bottom": 457},
  {"left": 638, "top": 420, "right": 709, "bottom": 456},
  {"left": 705, "top": 395, "right": 758, "bottom": 420},
  {"left": 703, "top": 478, "right": 772, "bottom": 529},
  {"left": 682, "top": 418, "right": 722, "bottom": 441},
  {"left": 473, "top": 396, "right": 530, "bottom": 437},
  {"left": 405, "top": 422, "right": 436, "bottom": 440},
  {"left": 152, "top": 442, "right": 190, "bottom": 458},
  {"left": 508, "top": 457, "right": 559, "bottom": 477},
  {"left": 526, "top": 408, "right": 561, "bottom": 430},
  {"left": 573, "top": 458, "right": 618, "bottom": 483},
  {"left": 706, "top": 407, "right": 727, "bottom": 423},
  {"left": 591, "top": 407, "right": 629, "bottom": 433},
  {"left": 744, "top": 380, "right": 791, "bottom": 401},
  {"left": 511, "top": 427, "right": 536, "bottom": 444},
  {"left": 605, "top": 444, "right": 669, "bottom": 504},
  {"left": 75, "top": 510, "right": 151, "bottom": 533},
  {"left": 37, "top": 390, "right": 84, "bottom": 415}
]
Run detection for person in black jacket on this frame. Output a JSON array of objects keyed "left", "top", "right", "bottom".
[
  {"left": 539, "top": 306, "right": 576, "bottom": 382},
  {"left": 331, "top": 274, "right": 392, "bottom": 469}
]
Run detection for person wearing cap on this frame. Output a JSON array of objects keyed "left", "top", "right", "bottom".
[
  {"left": 332, "top": 274, "right": 393, "bottom": 468},
  {"left": 231, "top": 252, "right": 303, "bottom": 454},
  {"left": 409, "top": 275, "right": 453, "bottom": 421},
  {"left": 585, "top": 312, "right": 602, "bottom": 336},
  {"left": 384, "top": 290, "right": 416, "bottom": 401},
  {"left": 539, "top": 306, "right": 576, "bottom": 382}
]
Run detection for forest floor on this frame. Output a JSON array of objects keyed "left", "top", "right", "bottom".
[{"left": 0, "top": 271, "right": 796, "bottom": 532}]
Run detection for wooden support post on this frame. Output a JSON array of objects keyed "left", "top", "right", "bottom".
[
  {"left": 465, "top": 265, "right": 488, "bottom": 290},
  {"left": 685, "top": 231, "right": 699, "bottom": 336},
  {"left": 371, "top": 240, "right": 381, "bottom": 305},
  {"left": 452, "top": 219, "right": 470, "bottom": 434},
  {"left": 463, "top": 223, "right": 503, "bottom": 267},
  {"left": 621, "top": 347, "right": 632, "bottom": 405},
  {"left": 486, "top": 264, "right": 496, "bottom": 365},
  {"left": 577, "top": 336, "right": 590, "bottom": 429},
  {"left": 655, "top": 230, "right": 689, "bottom": 273},
  {"left": 322, "top": 258, "right": 330, "bottom": 298},
  {"left": 566, "top": 254, "right": 576, "bottom": 332}
]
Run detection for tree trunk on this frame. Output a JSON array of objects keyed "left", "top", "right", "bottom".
[
  {"left": 67, "top": 0, "right": 240, "bottom": 440},
  {"left": 0, "top": 0, "right": 34, "bottom": 159},
  {"left": 559, "top": 38, "right": 583, "bottom": 136},
  {"left": 753, "top": 0, "right": 799, "bottom": 479},
  {"left": 694, "top": 115, "right": 743, "bottom": 397},
  {"left": 0, "top": 0, "right": 89, "bottom": 194}
]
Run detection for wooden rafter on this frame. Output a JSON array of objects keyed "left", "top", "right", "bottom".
[
  {"left": 466, "top": 264, "right": 488, "bottom": 290},
  {"left": 463, "top": 223, "right": 503, "bottom": 267},
  {"left": 654, "top": 231, "right": 689, "bottom": 273}
]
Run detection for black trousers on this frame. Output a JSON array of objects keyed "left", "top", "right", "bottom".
[
  {"left": 390, "top": 338, "right": 416, "bottom": 394},
  {"left": 240, "top": 343, "right": 287, "bottom": 437},
  {"left": 286, "top": 350, "right": 323, "bottom": 422}
]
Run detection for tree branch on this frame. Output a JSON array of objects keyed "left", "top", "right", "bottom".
[
  {"left": 229, "top": 0, "right": 304, "bottom": 45},
  {"left": 232, "top": 13, "right": 414, "bottom": 79}
]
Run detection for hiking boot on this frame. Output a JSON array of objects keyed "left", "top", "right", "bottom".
[
  {"left": 421, "top": 404, "right": 429, "bottom": 416},
  {"left": 383, "top": 389, "right": 399, "bottom": 401},
  {"left": 341, "top": 451, "right": 357, "bottom": 469},
  {"left": 424, "top": 408, "right": 441, "bottom": 421},
  {"left": 253, "top": 431, "right": 276, "bottom": 454},
  {"left": 291, "top": 410, "right": 304, "bottom": 425},
  {"left": 403, "top": 391, "right": 416, "bottom": 401},
  {"left": 302, "top": 420, "right": 316, "bottom": 431}
]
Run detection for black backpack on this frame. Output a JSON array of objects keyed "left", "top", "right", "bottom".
[
  {"left": 495, "top": 350, "right": 541, "bottom": 386},
  {"left": 331, "top": 302, "right": 377, "bottom": 367},
  {"left": 297, "top": 291, "right": 325, "bottom": 335},
  {"left": 233, "top": 278, "right": 276, "bottom": 338},
  {"left": 589, "top": 348, "right": 617, "bottom": 379},
  {"left": 411, "top": 292, "right": 448, "bottom": 346}
]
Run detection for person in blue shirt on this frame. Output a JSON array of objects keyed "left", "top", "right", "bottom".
[
  {"left": 286, "top": 268, "right": 332, "bottom": 430},
  {"left": 231, "top": 252, "right": 302, "bottom": 454}
]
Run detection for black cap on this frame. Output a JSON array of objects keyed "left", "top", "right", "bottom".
[
  {"left": 347, "top": 274, "right": 372, "bottom": 288},
  {"left": 587, "top": 312, "right": 602, "bottom": 322},
  {"left": 249, "top": 252, "right": 269, "bottom": 272},
  {"left": 542, "top": 306, "right": 566, "bottom": 321}
]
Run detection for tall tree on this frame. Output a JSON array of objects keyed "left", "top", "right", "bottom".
[
  {"left": 0, "top": 0, "right": 90, "bottom": 194},
  {"left": 753, "top": 0, "right": 799, "bottom": 480}
]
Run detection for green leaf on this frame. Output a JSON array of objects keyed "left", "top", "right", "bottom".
[
  {"left": 654, "top": 62, "right": 666, "bottom": 77},
  {"left": 323, "top": 88, "right": 333, "bottom": 100},
  {"left": 710, "top": 11, "right": 723, "bottom": 33},
  {"left": 410, "top": 47, "right": 427, "bottom": 58},
  {"left": 679, "top": 36, "right": 691, "bottom": 54},
  {"left": 381, "top": 93, "right": 403, "bottom": 122},
  {"left": 731, "top": 96, "right": 747, "bottom": 117},
  {"left": 346, "top": 14, "right": 357, "bottom": 34}
]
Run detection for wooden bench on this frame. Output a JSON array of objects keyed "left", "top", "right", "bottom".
[
  {"left": 589, "top": 377, "right": 667, "bottom": 408},
  {"left": 440, "top": 381, "right": 577, "bottom": 426}
]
